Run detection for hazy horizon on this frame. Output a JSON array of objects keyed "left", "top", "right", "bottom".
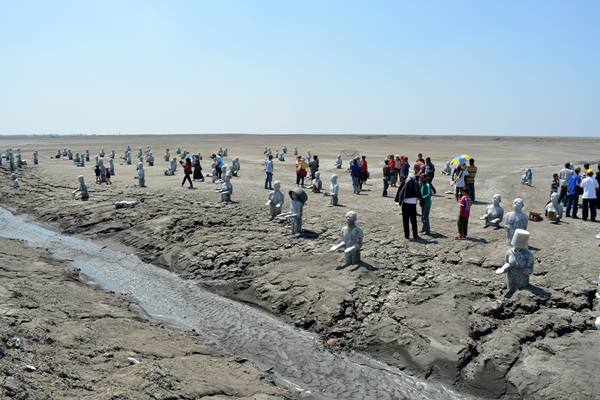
[{"left": 1, "top": 1, "right": 599, "bottom": 137}]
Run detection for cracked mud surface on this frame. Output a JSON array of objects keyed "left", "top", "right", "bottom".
[{"left": 2, "top": 134, "right": 600, "bottom": 399}]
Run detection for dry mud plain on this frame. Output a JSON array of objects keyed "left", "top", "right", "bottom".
[{"left": 1, "top": 134, "right": 599, "bottom": 400}]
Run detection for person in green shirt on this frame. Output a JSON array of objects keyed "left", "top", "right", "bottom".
[{"left": 419, "top": 174, "right": 433, "bottom": 235}]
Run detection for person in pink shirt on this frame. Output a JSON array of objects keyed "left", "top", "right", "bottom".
[{"left": 456, "top": 187, "right": 472, "bottom": 240}]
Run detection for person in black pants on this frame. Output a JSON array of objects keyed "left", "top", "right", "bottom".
[{"left": 395, "top": 175, "right": 422, "bottom": 240}]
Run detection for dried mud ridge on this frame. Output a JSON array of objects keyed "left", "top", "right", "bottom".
[
  {"left": 2, "top": 166, "right": 599, "bottom": 400},
  {"left": 0, "top": 237, "right": 289, "bottom": 400}
]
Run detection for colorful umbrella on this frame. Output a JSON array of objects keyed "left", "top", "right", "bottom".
[{"left": 450, "top": 154, "right": 471, "bottom": 167}]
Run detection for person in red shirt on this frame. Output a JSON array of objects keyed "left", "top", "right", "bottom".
[
  {"left": 360, "top": 155, "right": 369, "bottom": 188},
  {"left": 456, "top": 187, "right": 472, "bottom": 239},
  {"left": 181, "top": 157, "right": 194, "bottom": 189}
]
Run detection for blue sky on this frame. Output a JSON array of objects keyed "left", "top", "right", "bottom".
[{"left": 1, "top": 0, "right": 598, "bottom": 136}]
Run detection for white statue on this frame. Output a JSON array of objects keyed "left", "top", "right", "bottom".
[
  {"left": 335, "top": 154, "right": 343, "bottom": 169},
  {"left": 328, "top": 174, "right": 339, "bottom": 206},
  {"left": 216, "top": 174, "right": 233, "bottom": 203},
  {"left": 282, "top": 145, "right": 287, "bottom": 154},
  {"left": 147, "top": 152, "right": 155, "bottom": 166},
  {"left": 266, "top": 181, "right": 284, "bottom": 220},
  {"left": 125, "top": 151, "right": 132, "bottom": 165},
  {"left": 276, "top": 188, "right": 308, "bottom": 235},
  {"left": 293, "top": 147, "right": 298, "bottom": 156},
  {"left": 98, "top": 158, "right": 107, "bottom": 183},
  {"left": 109, "top": 158, "right": 115, "bottom": 176},
  {"left": 545, "top": 191, "right": 563, "bottom": 223},
  {"left": 504, "top": 198, "right": 528, "bottom": 245},
  {"left": 495, "top": 229, "right": 534, "bottom": 297},
  {"left": 110, "top": 150, "right": 115, "bottom": 159},
  {"left": 481, "top": 194, "right": 504, "bottom": 228},
  {"left": 231, "top": 157, "right": 240, "bottom": 176},
  {"left": 310, "top": 171, "right": 322, "bottom": 193},
  {"left": 278, "top": 152, "right": 285, "bottom": 162},
  {"left": 164, "top": 148, "right": 170, "bottom": 162},
  {"left": 72, "top": 175, "right": 89, "bottom": 200},
  {"left": 32, "top": 151, "right": 39, "bottom": 165},
  {"left": 10, "top": 173, "right": 20, "bottom": 189},
  {"left": 99, "top": 148, "right": 105, "bottom": 158},
  {"left": 136, "top": 162, "right": 145, "bottom": 187},
  {"left": 85, "top": 150, "right": 90, "bottom": 162},
  {"left": 210, "top": 161, "right": 217, "bottom": 183},
  {"left": 330, "top": 211, "right": 364, "bottom": 266}
]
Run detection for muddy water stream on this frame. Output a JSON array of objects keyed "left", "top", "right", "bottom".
[{"left": 0, "top": 207, "right": 476, "bottom": 400}]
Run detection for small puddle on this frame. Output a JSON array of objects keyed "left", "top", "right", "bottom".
[{"left": 0, "top": 207, "right": 476, "bottom": 400}]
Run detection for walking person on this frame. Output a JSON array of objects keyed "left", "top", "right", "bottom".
[
  {"left": 264, "top": 154, "right": 274, "bottom": 190},
  {"left": 389, "top": 155, "right": 397, "bottom": 187},
  {"left": 360, "top": 155, "right": 369, "bottom": 188},
  {"left": 581, "top": 169, "right": 598, "bottom": 221},
  {"left": 350, "top": 158, "right": 362, "bottom": 194},
  {"left": 465, "top": 158, "right": 477, "bottom": 201},
  {"left": 419, "top": 174, "right": 432, "bottom": 235},
  {"left": 181, "top": 157, "right": 193, "bottom": 189},
  {"left": 425, "top": 157, "right": 436, "bottom": 194},
  {"left": 395, "top": 175, "right": 421, "bottom": 240},
  {"left": 558, "top": 162, "right": 575, "bottom": 206},
  {"left": 456, "top": 187, "right": 472, "bottom": 240},
  {"left": 566, "top": 167, "right": 582, "bottom": 218},
  {"left": 94, "top": 164, "right": 101, "bottom": 184}
]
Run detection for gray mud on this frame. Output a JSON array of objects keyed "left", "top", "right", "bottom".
[{"left": 0, "top": 207, "right": 473, "bottom": 400}]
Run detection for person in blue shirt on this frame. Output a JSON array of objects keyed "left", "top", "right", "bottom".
[
  {"left": 350, "top": 158, "right": 362, "bottom": 194},
  {"left": 566, "top": 167, "right": 582, "bottom": 218}
]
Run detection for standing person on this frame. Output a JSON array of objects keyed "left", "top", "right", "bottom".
[
  {"left": 295, "top": 156, "right": 307, "bottom": 186},
  {"left": 416, "top": 153, "right": 425, "bottom": 164},
  {"left": 382, "top": 159, "right": 391, "bottom": 197},
  {"left": 395, "top": 175, "right": 421, "bottom": 240},
  {"left": 350, "top": 158, "right": 362, "bottom": 194},
  {"left": 394, "top": 155, "right": 403, "bottom": 183},
  {"left": 193, "top": 155, "right": 204, "bottom": 181},
  {"left": 453, "top": 164, "right": 466, "bottom": 201},
  {"left": 105, "top": 167, "right": 112, "bottom": 185},
  {"left": 596, "top": 163, "right": 600, "bottom": 209},
  {"left": 264, "top": 154, "right": 274, "bottom": 190},
  {"left": 581, "top": 169, "right": 598, "bottom": 221},
  {"left": 211, "top": 154, "right": 224, "bottom": 180},
  {"left": 465, "top": 158, "right": 478, "bottom": 201},
  {"left": 388, "top": 155, "right": 397, "bottom": 187},
  {"left": 360, "top": 155, "right": 369, "bottom": 188},
  {"left": 181, "top": 157, "right": 193, "bottom": 189},
  {"left": 558, "top": 163, "right": 574, "bottom": 206},
  {"left": 401, "top": 156, "right": 410, "bottom": 179},
  {"left": 550, "top": 173, "right": 560, "bottom": 198},
  {"left": 566, "top": 167, "right": 582, "bottom": 218},
  {"left": 419, "top": 174, "right": 432, "bottom": 235},
  {"left": 425, "top": 157, "right": 436, "bottom": 194},
  {"left": 94, "top": 164, "right": 101, "bottom": 184},
  {"left": 456, "top": 187, "right": 472, "bottom": 240},
  {"left": 309, "top": 155, "right": 319, "bottom": 180}
]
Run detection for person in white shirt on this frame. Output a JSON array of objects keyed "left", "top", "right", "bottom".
[
  {"left": 558, "top": 163, "right": 575, "bottom": 206},
  {"left": 581, "top": 169, "right": 599, "bottom": 222}
]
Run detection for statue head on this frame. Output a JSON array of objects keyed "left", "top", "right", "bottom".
[
  {"left": 492, "top": 194, "right": 502, "bottom": 206},
  {"left": 512, "top": 198, "right": 524, "bottom": 212},
  {"left": 273, "top": 181, "right": 281, "bottom": 191},
  {"left": 224, "top": 174, "right": 231, "bottom": 182},
  {"left": 331, "top": 174, "right": 338, "bottom": 184},
  {"left": 511, "top": 229, "right": 530, "bottom": 249},
  {"left": 346, "top": 211, "right": 358, "bottom": 225},
  {"left": 315, "top": 171, "right": 320, "bottom": 179},
  {"left": 289, "top": 187, "right": 308, "bottom": 204},
  {"left": 77, "top": 175, "right": 85, "bottom": 185},
  {"left": 551, "top": 192, "right": 559, "bottom": 203},
  {"left": 10, "top": 173, "right": 17, "bottom": 181},
  {"left": 138, "top": 162, "right": 144, "bottom": 170}
]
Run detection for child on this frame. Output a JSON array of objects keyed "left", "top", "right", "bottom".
[
  {"left": 550, "top": 173, "right": 560, "bottom": 198},
  {"left": 106, "top": 167, "right": 112, "bottom": 185},
  {"left": 456, "top": 187, "right": 472, "bottom": 240}
]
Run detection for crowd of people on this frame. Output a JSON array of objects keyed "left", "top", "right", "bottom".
[{"left": 554, "top": 162, "right": 599, "bottom": 222}]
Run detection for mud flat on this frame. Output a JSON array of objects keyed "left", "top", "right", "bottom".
[
  {"left": 1, "top": 134, "right": 600, "bottom": 399},
  {"left": 0, "top": 235, "right": 289, "bottom": 400}
]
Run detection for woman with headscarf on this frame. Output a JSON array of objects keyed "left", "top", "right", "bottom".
[{"left": 193, "top": 155, "right": 204, "bottom": 181}]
